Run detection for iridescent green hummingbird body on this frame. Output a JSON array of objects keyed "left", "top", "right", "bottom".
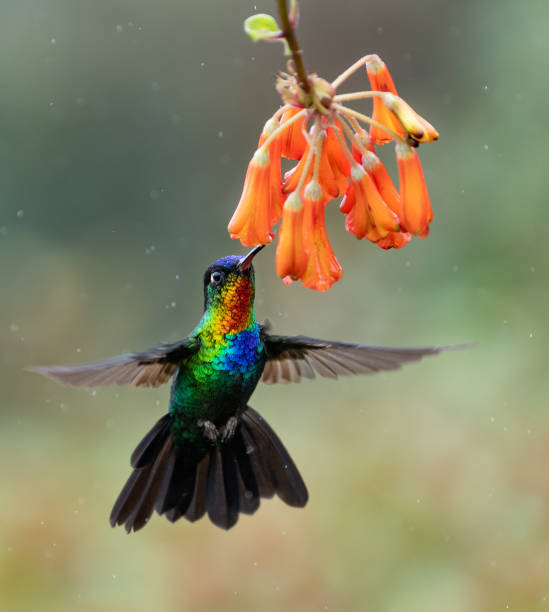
[{"left": 29, "top": 245, "right": 454, "bottom": 531}]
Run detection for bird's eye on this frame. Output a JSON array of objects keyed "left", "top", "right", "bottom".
[{"left": 210, "top": 271, "right": 224, "bottom": 285}]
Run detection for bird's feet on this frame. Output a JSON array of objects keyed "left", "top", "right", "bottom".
[
  {"left": 221, "top": 416, "right": 238, "bottom": 442},
  {"left": 197, "top": 419, "right": 218, "bottom": 443},
  {"left": 197, "top": 417, "right": 239, "bottom": 443}
]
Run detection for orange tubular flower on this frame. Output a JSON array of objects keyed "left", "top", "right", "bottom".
[
  {"left": 276, "top": 192, "right": 308, "bottom": 280},
  {"left": 395, "top": 143, "right": 433, "bottom": 236},
  {"left": 365, "top": 55, "right": 405, "bottom": 145},
  {"left": 383, "top": 94, "right": 439, "bottom": 144},
  {"left": 301, "top": 183, "right": 342, "bottom": 291},
  {"left": 230, "top": 7, "right": 440, "bottom": 290},
  {"left": 324, "top": 124, "right": 351, "bottom": 195},
  {"left": 280, "top": 107, "right": 308, "bottom": 159},
  {"left": 361, "top": 150, "right": 403, "bottom": 220},
  {"left": 377, "top": 231, "right": 412, "bottom": 250},
  {"left": 228, "top": 148, "right": 274, "bottom": 246},
  {"left": 346, "top": 164, "right": 400, "bottom": 240}
]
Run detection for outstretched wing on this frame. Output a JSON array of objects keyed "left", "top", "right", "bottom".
[
  {"left": 261, "top": 334, "right": 462, "bottom": 385},
  {"left": 26, "top": 337, "right": 200, "bottom": 388}
]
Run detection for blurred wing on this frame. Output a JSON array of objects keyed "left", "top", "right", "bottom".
[
  {"left": 261, "top": 334, "right": 463, "bottom": 385},
  {"left": 26, "top": 337, "right": 200, "bottom": 388}
]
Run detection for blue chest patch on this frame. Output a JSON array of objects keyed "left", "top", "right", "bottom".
[{"left": 214, "top": 328, "right": 262, "bottom": 374}]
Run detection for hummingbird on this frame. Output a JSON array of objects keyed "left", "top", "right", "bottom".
[{"left": 28, "top": 245, "right": 454, "bottom": 532}]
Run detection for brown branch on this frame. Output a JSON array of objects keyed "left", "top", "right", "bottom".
[{"left": 277, "top": 0, "right": 310, "bottom": 94}]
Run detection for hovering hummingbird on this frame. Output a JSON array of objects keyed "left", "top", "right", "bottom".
[{"left": 29, "top": 245, "right": 455, "bottom": 532}]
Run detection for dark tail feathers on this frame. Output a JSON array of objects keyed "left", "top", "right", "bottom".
[{"left": 110, "top": 407, "right": 308, "bottom": 532}]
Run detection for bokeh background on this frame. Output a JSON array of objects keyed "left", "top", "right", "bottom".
[{"left": 1, "top": 0, "right": 548, "bottom": 610}]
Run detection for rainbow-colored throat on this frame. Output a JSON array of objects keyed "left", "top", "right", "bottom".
[{"left": 169, "top": 256, "right": 266, "bottom": 437}]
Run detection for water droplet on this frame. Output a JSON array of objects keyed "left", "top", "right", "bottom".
[
  {"left": 529, "top": 332, "right": 534, "bottom": 338},
  {"left": 16, "top": 209, "right": 24, "bottom": 218},
  {"left": 115, "top": 24, "right": 123, "bottom": 32},
  {"left": 76, "top": 347, "right": 81, "bottom": 353},
  {"left": 482, "top": 84, "right": 488, "bottom": 92},
  {"left": 200, "top": 62, "right": 206, "bottom": 67},
  {"left": 530, "top": 266, "right": 535, "bottom": 273},
  {"left": 490, "top": 416, "right": 495, "bottom": 423},
  {"left": 483, "top": 144, "right": 489, "bottom": 150},
  {"left": 10, "top": 323, "right": 19, "bottom": 333},
  {"left": 151, "top": 82, "right": 160, "bottom": 92},
  {"left": 175, "top": 274, "right": 180, "bottom": 280},
  {"left": 51, "top": 38, "right": 56, "bottom": 44},
  {"left": 218, "top": 131, "right": 224, "bottom": 138}
]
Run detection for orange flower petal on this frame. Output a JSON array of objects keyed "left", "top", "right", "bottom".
[
  {"left": 396, "top": 143, "right": 433, "bottom": 236},
  {"left": 365, "top": 55, "right": 405, "bottom": 145},
  {"left": 276, "top": 192, "right": 308, "bottom": 279},
  {"left": 362, "top": 150, "right": 403, "bottom": 219},
  {"left": 284, "top": 133, "right": 341, "bottom": 198},
  {"left": 377, "top": 231, "right": 412, "bottom": 250},
  {"left": 324, "top": 127, "right": 350, "bottom": 197},
  {"left": 228, "top": 149, "right": 274, "bottom": 246},
  {"left": 316, "top": 133, "right": 340, "bottom": 197},
  {"left": 268, "top": 137, "right": 284, "bottom": 226},
  {"left": 352, "top": 165, "right": 400, "bottom": 237},
  {"left": 257, "top": 118, "right": 285, "bottom": 227},
  {"left": 383, "top": 94, "right": 439, "bottom": 143},
  {"left": 340, "top": 179, "right": 355, "bottom": 214},
  {"left": 301, "top": 194, "right": 342, "bottom": 292},
  {"left": 280, "top": 107, "right": 307, "bottom": 160},
  {"left": 283, "top": 144, "right": 310, "bottom": 194}
]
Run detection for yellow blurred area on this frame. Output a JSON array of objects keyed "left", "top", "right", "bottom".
[{"left": 1, "top": 0, "right": 549, "bottom": 610}]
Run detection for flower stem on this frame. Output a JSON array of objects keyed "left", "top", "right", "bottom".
[
  {"left": 338, "top": 115, "right": 368, "bottom": 157},
  {"left": 333, "top": 103, "right": 407, "bottom": 145},
  {"left": 277, "top": 0, "right": 311, "bottom": 94},
  {"left": 333, "top": 91, "right": 386, "bottom": 103},
  {"left": 331, "top": 55, "right": 373, "bottom": 90}
]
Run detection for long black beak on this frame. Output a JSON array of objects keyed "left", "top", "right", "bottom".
[{"left": 238, "top": 244, "right": 265, "bottom": 271}]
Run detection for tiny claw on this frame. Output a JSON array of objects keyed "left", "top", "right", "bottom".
[
  {"left": 221, "top": 416, "right": 238, "bottom": 443},
  {"left": 197, "top": 419, "right": 218, "bottom": 443}
]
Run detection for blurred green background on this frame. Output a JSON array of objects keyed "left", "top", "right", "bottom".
[{"left": 1, "top": 0, "right": 548, "bottom": 610}]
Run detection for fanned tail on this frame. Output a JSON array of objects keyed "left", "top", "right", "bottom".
[{"left": 110, "top": 407, "right": 308, "bottom": 532}]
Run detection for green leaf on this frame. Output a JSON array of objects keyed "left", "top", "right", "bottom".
[{"left": 244, "top": 14, "right": 281, "bottom": 42}]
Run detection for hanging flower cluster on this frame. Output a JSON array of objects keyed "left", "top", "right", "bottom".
[{"left": 228, "top": 3, "right": 439, "bottom": 291}]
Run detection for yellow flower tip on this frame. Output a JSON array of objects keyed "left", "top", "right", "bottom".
[
  {"left": 253, "top": 148, "right": 270, "bottom": 167},
  {"left": 284, "top": 191, "right": 303, "bottom": 212},
  {"left": 385, "top": 94, "right": 439, "bottom": 144},
  {"left": 304, "top": 181, "right": 323, "bottom": 202}
]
